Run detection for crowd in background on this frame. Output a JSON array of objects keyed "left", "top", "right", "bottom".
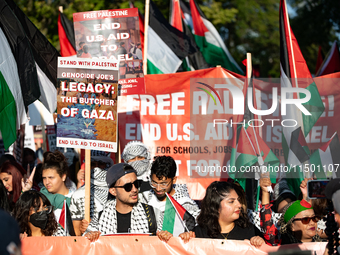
[{"left": 0, "top": 142, "right": 340, "bottom": 255}]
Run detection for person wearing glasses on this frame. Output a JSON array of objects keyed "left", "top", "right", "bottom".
[
  {"left": 278, "top": 199, "right": 320, "bottom": 244},
  {"left": 139, "top": 156, "right": 200, "bottom": 221},
  {"left": 12, "top": 190, "right": 58, "bottom": 238},
  {"left": 84, "top": 163, "right": 162, "bottom": 241}
]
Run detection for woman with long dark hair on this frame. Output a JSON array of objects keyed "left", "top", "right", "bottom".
[
  {"left": 162, "top": 181, "right": 265, "bottom": 246},
  {"left": 12, "top": 190, "right": 58, "bottom": 237},
  {"left": 0, "top": 161, "right": 35, "bottom": 209},
  {"left": 194, "top": 181, "right": 263, "bottom": 242}
]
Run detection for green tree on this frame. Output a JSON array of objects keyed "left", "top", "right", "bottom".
[{"left": 288, "top": 0, "right": 340, "bottom": 74}]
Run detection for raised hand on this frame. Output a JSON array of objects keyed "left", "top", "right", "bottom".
[{"left": 21, "top": 166, "right": 36, "bottom": 193}]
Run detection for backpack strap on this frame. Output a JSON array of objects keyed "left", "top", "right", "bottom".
[{"left": 141, "top": 203, "right": 157, "bottom": 235}]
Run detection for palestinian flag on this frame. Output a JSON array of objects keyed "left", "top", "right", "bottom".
[
  {"left": 147, "top": 0, "right": 198, "bottom": 74},
  {"left": 180, "top": 0, "right": 243, "bottom": 74},
  {"left": 162, "top": 193, "right": 195, "bottom": 237},
  {"left": 316, "top": 41, "right": 340, "bottom": 77},
  {"left": 169, "top": 0, "right": 209, "bottom": 71},
  {"left": 58, "top": 200, "right": 76, "bottom": 236},
  {"left": 231, "top": 126, "right": 279, "bottom": 183},
  {"left": 315, "top": 46, "right": 324, "bottom": 75},
  {"left": 5, "top": 0, "right": 58, "bottom": 113},
  {"left": 58, "top": 11, "right": 77, "bottom": 57},
  {"left": 0, "top": 0, "right": 40, "bottom": 111},
  {"left": 310, "top": 133, "right": 340, "bottom": 179},
  {"left": 280, "top": 0, "right": 324, "bottom": 195}
]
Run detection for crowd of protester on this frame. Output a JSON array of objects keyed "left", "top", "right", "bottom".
[{"left": 0, "top": 143, "right": 340, "bottom": 255}]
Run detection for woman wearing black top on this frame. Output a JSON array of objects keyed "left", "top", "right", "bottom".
[
  {"left": 193, "top": 181, "right": 263, "bottom": 245},
  {"left": 158, "top": 181, "right": 264, "bottom": 247}
]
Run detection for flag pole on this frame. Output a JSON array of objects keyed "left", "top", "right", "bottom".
[
  {"left": 246, "top": 53, "right": 260, "bottom": 211},
  {"left": 143, "top": 0, "right": 150, "bottom": 75},
  {"left": 84, "top": 149, "right": 91, "bottom": 222}
]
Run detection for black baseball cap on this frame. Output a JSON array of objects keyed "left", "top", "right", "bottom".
[{"left": 106, "top": 163, "right": 136, "bottom": 188}]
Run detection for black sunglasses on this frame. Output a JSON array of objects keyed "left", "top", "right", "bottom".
[
  {"left": 293, "top": 216, "right": 320, "bottom": 224},
  {"left": 115, "top": 180, "right": 141, "bottom": 192}
]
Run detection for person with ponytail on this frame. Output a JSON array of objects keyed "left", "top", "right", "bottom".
[{"left": 41, "top": 151, "right": 76, "bottom": 235}]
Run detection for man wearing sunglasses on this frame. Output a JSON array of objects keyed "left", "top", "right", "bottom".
[
  {"left": 139, "top": 156, "right": 200, "bottom": 221},
  {"left": 84, "top": 163, "right": 161, "bottom": 240}
]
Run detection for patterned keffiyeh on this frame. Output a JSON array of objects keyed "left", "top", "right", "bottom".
[
  {"left": 122, "top": 141, "right": 150, "bottom": 163},
  {"left": 85, "top": 199, "right": 161, "bottom": 235},
  {"left": 70, "top": 167, "right": 108, "bottom": 220}
]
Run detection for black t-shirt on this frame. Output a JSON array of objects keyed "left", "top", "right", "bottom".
[
  {"left": 117, "top": 211, "right": 131, "bottom": 233},
  {"left": 194, "top": 223, "right": 261, "bottom": 240}
]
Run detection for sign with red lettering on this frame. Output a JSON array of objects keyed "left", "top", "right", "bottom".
[
  {"left": 56, "top": 57, "right": 119, "bottom": 152},
  {"left": 73, "top": 8, "right": 145, "bottom": 95}
]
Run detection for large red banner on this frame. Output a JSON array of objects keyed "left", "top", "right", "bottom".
[{"left": 117, "top": 68, "right": 340, "bottom": 199}]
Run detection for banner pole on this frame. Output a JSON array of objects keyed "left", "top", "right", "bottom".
[
  {"left": 143, "top": 0, "right": 150, "bottom": 75},
  {"left": 115, "top": 134, "right": 121, "bottom": 163},
  {"left": 84, "top": 149, "right": 91, "bottom": 222}
]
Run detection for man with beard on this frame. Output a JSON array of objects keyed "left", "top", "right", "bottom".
[
  {"left": 139, "top": 156, "right": 200, "bottom": 221},
  {"left": 70, "top": 151, "right": 113, "bottom": 236},
  {"left": 122, "top": 141, "right": 152, "bottom": 192},
  {"left": 84, "top": 163, "right": 161, "bottom": 239}
]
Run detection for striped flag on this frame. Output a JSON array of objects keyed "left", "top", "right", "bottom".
[
  {"left": 0, "top": 0, "right": 40, "bottom": 111},
  {"left": 0, "top": 15, "right": 28, "bottom": 149},
  {"left": 310, "top": 133, "right": 340, "bottom": 179},
  {"left": 316, "top": 41, "right": 340, "bottom": 77},
  {"left": 147, "top": 0, "right": 198, "bottom": 74},
  {"left": 5, "top": 0, "right": 59, "bottom": 114},
  {"left": 280, "top": 0, "right": 325, "bottom": 195},
  {"left": 58, "top": 11, "right": 77, "bottom": 57},
  {"left": 179, "top": 0, "right": 243, "bottom": 74},
  {"left": 169, "top": 0, "right": 209, "bottom": 71},
  {"left": 162, "top": 193, "right": 195, "bottom": 237},
  {"left": 58, "top": 200, "right": 76, "bottom": 236},
  {"left": 59, "top": 200, "right": 67, "bottom": 232}
]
